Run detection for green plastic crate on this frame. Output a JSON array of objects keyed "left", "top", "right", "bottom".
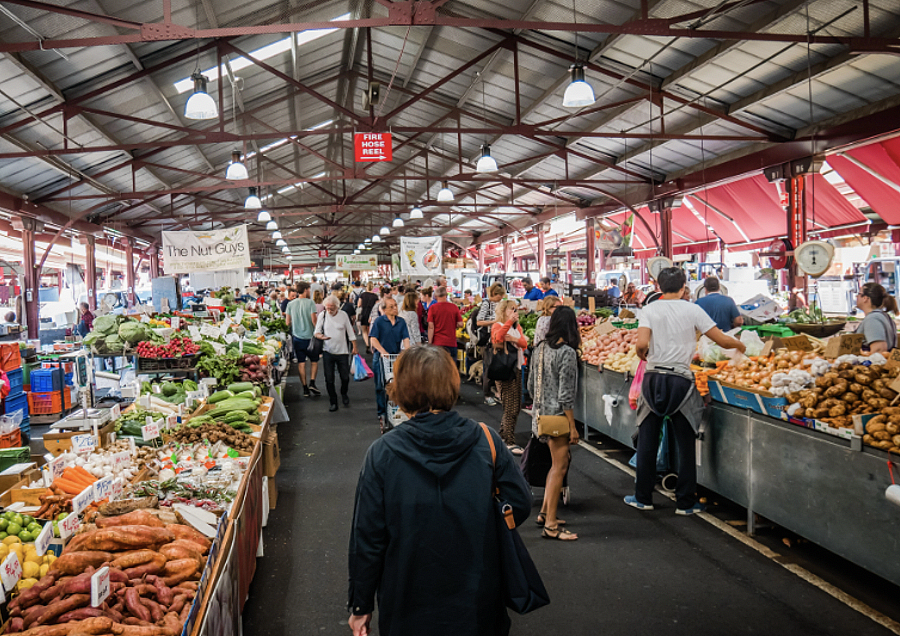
[
  {"left": 741, "top": 324, "right": 796, "bottom": 338},
  {"left": 0, "top": 447, "right": 30, "bottom": 473}
]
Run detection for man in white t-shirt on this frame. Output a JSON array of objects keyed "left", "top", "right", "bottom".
[
  {"left": 314, "top": 295, "right": 358, "bottom": 411},
  {"left": 624, "top": 267, "right": 745, "bottom": 516}
]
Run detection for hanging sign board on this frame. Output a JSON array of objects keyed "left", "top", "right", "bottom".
[
  {"left": 336, "top": 254, "right": 378, "bottom": 270},
  {"left": 399, "top": 236, "right": 443, "bottom": 276},
  {"left": 354, "top": 133, "right": 392, "bottom": 162},
  {"left": 162, "top": 225, "right": 252, "bottom": 273},
  {"left": 318, "top": 250, "right": 329, "bottom": 258}
]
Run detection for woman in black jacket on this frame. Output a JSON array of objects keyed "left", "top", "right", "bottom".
[{"left": 348, "top": 346, "right": 532, "bottom": 636}]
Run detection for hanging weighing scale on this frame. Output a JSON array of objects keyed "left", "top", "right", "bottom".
[
  {"left": 793, "top": 240, "right": 835, "bottom": 278},
  {"left": 647, "top": 256, "right": 673, "bottom": 281}
]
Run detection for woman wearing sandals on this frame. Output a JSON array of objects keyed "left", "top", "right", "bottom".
[
  {"left": 491, "top": 299, "right": 529, "bottom": 456},
  {"left": 528, "top": 305, "right": 581, "bottom": 541}
]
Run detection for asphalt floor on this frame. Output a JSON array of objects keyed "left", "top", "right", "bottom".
[{"left": 242, "top": 350, "right": 900, "bottom": 636}]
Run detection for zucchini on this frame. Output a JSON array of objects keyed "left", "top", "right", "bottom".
[
  {"left": 226, "top": 382, "right": 255, "bottom": 394},
  {"left": 223, "top": 411, "right": 249, "bottom": 423},
  {"left": 208, "top": 390, "right": 234, "bottom": 404},
  {"left": 234, "top": 390, "right": 256, "bottom": 400},
  {"left": 253, "top": 386, "right": 262, "bottom": 398}
]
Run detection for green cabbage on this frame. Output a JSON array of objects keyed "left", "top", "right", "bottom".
[
  {"left": 93, "top": 315, "right": 118, "bottom": 335},
  {"left": 118, "top": 321, "right": 150, "bottom": 344},
  {"left": 104, "top": 334, "right": 124, "bottom": 353},
  {"left": 82, "top": 332, "right": 102, "bottom": 347}
]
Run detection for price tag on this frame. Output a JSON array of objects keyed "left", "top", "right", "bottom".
[
  {"left": 128, "top": 436, "right": 136, "bottom": 454},
  {"left": 200, "top": 382, "right": 211, "bottom": 398},
  {"left": 780, "top": 334, "right": 814, "bottom": 352},
  {"left": 91, "top": 566, "right": 110, "bottom": 608},
  {"left": 171, "top": 316, "right": 180, "bottom": 330},
  {"left": 210, "top": 341, "right": 226, "bottom": 356},
  {"left": 112, "top": 451, "right": 131, "bottom": 468},
  {"left": 34, "top": 522, "right": 52, "bottom": 557},
  {"left": 49, "top": 454, "right": 66, "bottom": 482},
  {"left": 59, "top": 511, "right": 80, "bottom": 539},
  {"left": 760, "top": 339, "right": 775, "bottom": 358},
  {"left": 257, "top": 318, "right": 262, "bottom": 332},
  {"left": 593, "top": 320, "right": 616, "bottom": 336},
  {"left": 235, "top": 308, "right": 244, "bottom": 323},
  {"left": 185, "top": 391, "right": 203, "bottom": 409},
  {"left": 1, "top": 552, "right": 22, "bottom": 591},
  {"left": 73, "top": 484, "right": 95, "bottom": 514},
  {"left": 109, "top": 403, "right": 121, "bottom": 421},
  {"left": 200, "top": 324, "right": 221, "bottom": 339},
  {"left": 188, "top": 325, "right": 201, "bottom": 341},
  {"left": 222, "top": 316, "right": 233, "bottom": 331},
  {"left": 71, "top": 433, "right": 96, "bottom": 454},
  {"left": 824, "top": 333, "right": 864, "bottom": 359},
  {"left": 166, "top": 413, "right": 178, "bottom": 430},
  {"left": 140, "top": 395, "right": 151, "bottom": 409},
  {"left": 887, "top": 348, "right": 900, "bottom": 369},
  {"left": 142, "top": 421, "right": 160, "bottom": 441},
  {"left": 225, "top": 333, "right": 240, "bottom": 344},
  {"left": 93, "top": 476, "right": 113, "bottom": 502},
  {"left": 109, "top": 478, "right": 124, "bottom": 501}
]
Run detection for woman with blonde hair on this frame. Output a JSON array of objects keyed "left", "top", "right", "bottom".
[
  {"left": 533, "top": 295, "right": 561, "bottom": 347},
  {"left": 313, "top": 289, "right": 325, "bottom": 313},
  {"left": 490, "top": 298, "right": 528, "bottom": 455}
]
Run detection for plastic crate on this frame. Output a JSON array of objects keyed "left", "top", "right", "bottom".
[
  {"left": 0, "top": 344, "right": 21, "bottom": 373},
  {"left": 381, "top": 354, "right": 400, "bottom": 383},
  {"left": 386, "top": 402, "right": 408, "bottom": 428},
  {"left": 0, "top": 428, "right": 21, "bottom": 449},
  {"left": 4, "top": 392, "right": 28, "bottom": 419},
  {"left": 19, "top": 417, "right": 29, "bottom": 444},
  {"left": 31, "top": 368, "right": 63, "bottom": 393},
  {"left": 137, "top": 354, "right": 198, "bottom": 372},
  {"left": 64, "top": 387, "right": 73, "bottom": 410},
  {"left": 27, "top": 391, "right": 63, "bottom": 415},
  {"left": 4, "top": 368, "right": 23, "bottom": 396},
  {"left": 0, "top": 447, "right": 30, "bottom": 473}
]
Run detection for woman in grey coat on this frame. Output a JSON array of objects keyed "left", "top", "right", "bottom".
[{"left": 528, "top": 306, "right": 580, "bottom": 541}]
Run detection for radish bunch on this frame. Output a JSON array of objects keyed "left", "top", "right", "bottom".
[{"left": 136, "top": 336, "right": 200, "bottom": 359}]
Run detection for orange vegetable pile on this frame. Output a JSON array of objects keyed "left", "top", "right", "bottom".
[{"left": 53, "top": 467, "right": 97, "bottom": 496}]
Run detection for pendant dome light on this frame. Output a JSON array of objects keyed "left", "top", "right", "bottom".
[
  {"left": 563, "top": 65, "right": 595, "bottom": 108},
  {"left": 225, "top": 150, "right": 248, "bottom": 180},
  {"left": 437, "top": 181, "right": 454, "bottom": 202},
  {"left": 276, "top": 239, "right": 286, "bottom": 247},
  {"left": 184, "top": 72, "right": 218, "bottom": 120},
  {"left": 379, "top": 226, "right": 390, "bottom": 236},
  {"left": 392, "top": 217, "right": 405, "bottom": 228},
  {"left": 410, "top": 206, "right": 424, "bottom": 219},
  {"left": 357, "top": 243, "right": 365, "bottom": 250},
  {"left": 272, "top": 230, "right": 283, "bottom": 240},
  {"left": 266, "top": 220, "right": 278, "bottom": 231},
  {"left": 281, "top": 246, "right": 289, "bottom": 253},
  {"left": 476, "top": 145, "right": 498, "bottom": 173},
  {"left": 257, "top": 209, "right": 271, "bottom": 223},
  {"left": 244, "top": 187, "right": 262, "bottom": 210},
  {"left": 286, "top": 254, "right": 293, "bottom": 260},
  {"left": 365, "top": 238, "right": 372, "bottom": 244},
  {"left": 372, "top": 234, "right": 383, "bottom": 243}
]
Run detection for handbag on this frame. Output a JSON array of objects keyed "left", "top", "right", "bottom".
[
  {"left": 520, "top": 435, "right": 568, "bottom": 488},
  {"left": 308, "top": 311, "right": 326, "bottom": 357},
  {"left": 479, "top": 423, "right": 550, "bottom": 615},
  {"left": 535, "top": 344, "right": 570, "bottom": 438},
  {"left": 487, "top": 339, "right": 518, "bottom": 382}
]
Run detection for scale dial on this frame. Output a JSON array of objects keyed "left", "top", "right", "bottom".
[
  {"left": 647, "top": 256, "right": 674, "bottom": 281},
  {"left": 794, "top": 240, "right": 835, "bottom": 278}
]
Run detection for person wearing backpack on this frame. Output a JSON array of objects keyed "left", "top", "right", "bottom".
[{"left": 477, "top": 284, "right": 506, "bottom": 406}]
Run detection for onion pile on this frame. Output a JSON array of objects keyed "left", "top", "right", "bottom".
[
  {"left": 581, "top": 328, "right": 639, "bottom": 368},
  {"left": 714, "top": 351, "right": 823, "bottom": 391}
]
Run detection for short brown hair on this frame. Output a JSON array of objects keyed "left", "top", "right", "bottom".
[
  {"left": 402, "top": 291, "right": 418, "bottom": 312},
  {"left": 488, "top": 283, "right": 505, "bottom": 299},
  {"left": 386, "top": 346, "right": 459, "bottom": 415}
]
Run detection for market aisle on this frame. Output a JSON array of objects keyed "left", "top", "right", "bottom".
[{"left": 242, "top": 363, "right": 895, "bottom": 636}]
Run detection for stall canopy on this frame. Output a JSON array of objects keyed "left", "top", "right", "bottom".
[{"left": 827, "top": 136, "right": 900, "bottom": 225}]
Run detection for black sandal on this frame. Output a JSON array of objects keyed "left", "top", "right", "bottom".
[
  {"left": 541, "top": 525, "right": 577, "bottom": 541},
  {"left": 535, "top": 514, "right": 566, "bottom": 527}
]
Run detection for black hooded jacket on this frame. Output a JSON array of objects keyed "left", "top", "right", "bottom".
[{"left": 348, "top": 410, "right": 532, "bottom": 636}]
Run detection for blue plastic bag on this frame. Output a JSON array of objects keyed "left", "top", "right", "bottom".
[{"left": 353, "top": 354, "right": 370, "bottom": 382}]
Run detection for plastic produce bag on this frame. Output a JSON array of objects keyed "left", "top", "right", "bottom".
[
  {"left": 353, "top": 355, "right": 373, "bottom": 382},
  {"left": 629, "top": 360, "right": 646, "bottom": 410},
  {"left": 740, "top": 330, "right": 765, "bottom": 357},
  {"left": 697, "top": 335, "right": 726, "bottom": 364}
]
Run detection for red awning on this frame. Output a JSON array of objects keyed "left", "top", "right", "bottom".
[
  {"left": 689, "top": 175, "right": 787, "bottom": 242},
  {"left": 827, "top": 138, "right": 900, "bottom": 224},
  {"left": 805, "top": 174, "right": 868, "bottom": 229}
]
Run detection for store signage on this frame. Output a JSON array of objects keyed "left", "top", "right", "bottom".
[
  {"left": 162, "top": 225, "right": 252, "bottom": 273},
  {"left": 354, "top": 132, "right": 392, "bottom": 162},
  {"left": 400, "top": 236, "right": 443, "bottom": 276},
  {"left": 336, "top": 254, "right": 378, "bottom": 270},
  {"left": 823, "top": 333, "right": 864, "bottom": 359},
  {"left": 318, "top": 249, "right": 329, "bottom": 258},
  {"left": 91, "top": 567, "right": 111, "bottom": 608},
  {"left": 780, "top": 335, "right": 813, "bottom": 352},
  {"left": 1, "top": 553, "right": 21, "bottom": 591}
]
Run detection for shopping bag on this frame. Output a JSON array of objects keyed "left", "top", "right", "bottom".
[
  {"left": 360, "top": 356, "right": 375, "bottom": 379},
  {"left": 353, "top": 355, "right": 369, "bottom": 382},
  {"left": 350, "top": 354, "right": 359, "bottom": 376},
  {"left": 628, "top": 360, "right": 646, "bottom": 410},
  {"left": 520, "top": 435, "right": 569, "bottom": 488}
]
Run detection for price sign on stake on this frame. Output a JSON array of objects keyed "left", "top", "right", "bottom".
[
  {"left": 1, "top": 552, "right": 22, "bottom": 591},
  {"left": 94, "top": 476, "right": 113, "bottom": 502},
  {"left": 73, "top": 484, "right": 95, "bottom": 514},
  {"left": 49, "top": 454, "right": 66, "bottom": 482},
  {"left": 780, "top": 335, "right": 814, "bottom": 352},
  {"left": 170, "top": 316, "right": 180, "bottom": 330},
  {"left": 59, "top": 511, "right": 81, "bottom": 539},
  {"left": 71, "top": 433, "right": 96, "bottom": 454},
  {"left": 110, "top": 403, "right": 121, "bottom": 421},
  {"left": 34, "top": 522, "right": 52, "bottom": 557},
  {"left": 91, "top": 567, "right": 110, "bottom": 608},
  {"left": 142, "top": 421, "right": 160, "bottom": 442},
  {"left": 593, "top": 320, "right": 616, "bottom": 337},
  {"left": 109, "top": 478, "right": 124, "bottom": 501},
  {"left": 235, "top": 308, "right": 244, "bottom": 323},
  {"left": 166, "top": 413, "right": 178, "bottom": 430}
]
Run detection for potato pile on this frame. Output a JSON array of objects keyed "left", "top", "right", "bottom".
[
  {"left": 863, "top": 411, "right": 900, "bottom": 451},
  {"left": 788, "top": 362, "right": 900, "bottom": 430}
]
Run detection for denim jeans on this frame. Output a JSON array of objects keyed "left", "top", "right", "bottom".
[{"left": 373, "top": 352, "right": 387, "bottom": 419}]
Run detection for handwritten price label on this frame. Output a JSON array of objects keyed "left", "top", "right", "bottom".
[
  {"left": 49, "top": 455, "right": 66, "bottom": 482},
  {"left": 90, "top": 566, "right": 110, "bottom": 607},
  {"left": 235, "top": 308, "right": 244, "bottom": 323},
  {"left": 166, "top": 414, "right": 178, "bottom": 430},
  {"left": 142, "top": 421, "right": 160, "bottom": 442},
  {"left": 109, "top": 403, "right": 121, "bottom": 421},
  {"left": 73, "top": 484, "right": 95, "bottom": 515},
  {"left": 112, "top": 452, "right": 132, "bottom": 469},
  {"left": 34, "top": 522, "right": 52, "bottom": 557},
  {"left": 109, "top": 478, "right": 124, "bottom": 502},
  {"left": 200, "top": 324, "right": 221, "bottom": 339},
  {"left": 1, "top": 552, "right": 22, "bottom": 591},
  {"left": 93, "top": 477, "right": 113, "bottom": 502},
  {"left": 71, "top": 434, "right": 96, "bottom": 454},
  {"left": 170, "top": 316, "right": 180, "bottom": 330},
  {"left": 59, "top": 511, "right": 81, "bottom": 539}
]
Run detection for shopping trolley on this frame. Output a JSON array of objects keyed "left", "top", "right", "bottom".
[{"left": 381, "top": 353, "right": 408, "bottom": 433}]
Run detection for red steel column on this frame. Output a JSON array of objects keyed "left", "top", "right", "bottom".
[
  {"left": 566, "top": 251, "right": 572, "bottom": 285},
  {"left": 149, "top": 249, "right": 160, "bottom": 279},
  {"left": 787, "top": 175, "right": 807, "bottom": 292},
  {"left": 585, "top": 218, "right": 596, "bottom": 287},
  {"left": 502, "top": 238, "right": 512, "bottom": 273},
  {"left": 124, "top": 238, "right": 136, "bottom": 307},
  {"left": 20, "top": 220, "right": 40, "bottom": 340},
  {"left": 83, "top": 236, "right": 97, "bottom": 311},
  {"left": 536, "top": 224, "right": 546, "bottom": 277}
]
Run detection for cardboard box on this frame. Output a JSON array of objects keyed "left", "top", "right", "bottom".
[
  {"left": 739, "top": 294, "right": 783, "bottom": 324},
  {"left": 263, "top": 426, "right": 280, "bottom": 478},
  {"left": 0, "top": 463, "right": 38, "bottom": 494},
  {"left": 711, "top": 381, "right": 766, "bottom": 414},
  {"left": 267, "top": 476, "right": 278, "bottom": 510}
]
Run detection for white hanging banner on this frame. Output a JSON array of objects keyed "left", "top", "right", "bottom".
[
  {"left": 399, "top": 236, "right": 443, "bottom": 276},
  {"left": 162, "top": 225, "right": 252, "bottom": 273}
]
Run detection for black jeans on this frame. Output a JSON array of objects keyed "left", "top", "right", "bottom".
[
  {"left": 634, "top": 411, "right": 697, "bottom": 509},
  {"left": 322, "top": 352, "right": 351, "bottom": 406}
]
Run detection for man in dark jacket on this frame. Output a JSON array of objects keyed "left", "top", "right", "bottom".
[{"left": 348, "top": 347, "right": 532, "bottom": 636}]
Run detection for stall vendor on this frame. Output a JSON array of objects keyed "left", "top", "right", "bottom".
[
  {"left": 855, "top": 282, "right": 898, "bottom": 354},
  {"left": 522, "top": 277, "right": 543, "bottom": 301}
]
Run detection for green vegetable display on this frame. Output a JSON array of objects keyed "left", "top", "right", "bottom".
[
  {"left": 118, "top": 321, "right": 153, "bottom": 344},
  {"left": 519, "top": 313, "right": 539, "bottom": 331}
]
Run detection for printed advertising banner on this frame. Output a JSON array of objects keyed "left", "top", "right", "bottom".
[
  {"left": 400, "top": 236, "right": 442, "bottom": 276},
  {"left": 162, "top": 225, "right": 251, "bottom": 273},
  {"left": 336, "top": 254, "right": 378, "bottom": 270}
]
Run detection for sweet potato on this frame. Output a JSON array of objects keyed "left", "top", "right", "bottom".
[
  {"left": 58, "top": 607, "right": 106, "bottom": 623},
  {"left": 10, "top": 574, "right": 56, "bottom": 611},
  {"left": 7, "top": 618, "right": 23, "bottom": 633},
  {"left": 51, "top": 552, "right": 113, "bottom": 576},
  {"left": 139, "top": 597, "right": 164, "bottom": 623},
  {"left": 157, "top": 542, "right": 200, "bottom": 563},
  {"left": 116, "top": 626, "right": 177, "bottom": 636},
  {"left": 110, "top": 551, "right": 158, "bottom": 570},
  {"left": 35, "top": 593, "right": 90, "bottom": 625},
  {"left": 96, "top": 511, "right": 165, "bottom": 529},
  {"left": 123, "top": 554, "right": 167, "bottom": 579},
  {"left": 178, "top": 601, "right": 192, "bottom": 623},
  {"left": 164, "top": 526, "right": 210, "bottom": 554},
  {"left": 57, "top": 570, "right": 96, "bottom": 597},
  {"left": 22, "top": 603, "right": 48, "bottom": 627},
  {"left": 161, "top": 613, "right": 181, "bottom": 635},
  {"left": 65, "top": 527, "right": 174, "bottom": 554},
  {"left": 160, "top": 559, "right": 199, "bottom": 587},
  {"left": 6, "top": 619, "right": 112, "bottom": 636},
  {"left": 168, "top": 595, "right": 188, "bottom": 615},
  {"left": 124, "top": 588, "right": 151, "bottom": 623},
  {"left": 150, "top": 578, "right": 173, "bottom": 607},
  {"left": 108, "top": 570, "right": 128, "bottom": 584}
]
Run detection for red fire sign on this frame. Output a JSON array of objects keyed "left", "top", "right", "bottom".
[
  {"left": 318, "top": 249, "right": 329, "bottom": 258},
  {"left": 354, "top": 133, "right": 392, "bottom": 162}
]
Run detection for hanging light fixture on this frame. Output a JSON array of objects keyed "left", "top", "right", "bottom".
[
  {"left": 244, "top": 187, "right": 262, "bottom": 209},
  {"left": 281, "top": 246, "right": 289, "bottom": 253},
  {"left": 184, "top": 72, "right": 218, "bottom": 120},
  {"left": 266, "top": 220, "right": 278, "bottom": 231},
  {"left": 225, "top": 150, "right": 248, "bottom": 180},
  {"left": 476, "top": 144, "right": 498, "bottom": 173},
  {"left": 410, "top": 206, "right": 424, "bottom": 220},
  {"left": 286, "top": 254, "right": 293, "bottom": 260},
  {"left": 392, "top": 217, "right": 405, "bottom": 228},
  {"left": 272, "top": 231, "right": 283, "bottom": 241},
  {"left": 357, "top": 243, "right": 365, "bottom": 250},
  {"left": 276, "top": 239, "right": 286, "bottom": 247},
  {"left": 379, "top": 226, "right": 390, "bottom": 236},
  {"left": 563, "top": 65, "right": 595, "bottom": 108},
  {"left": 373, "top": 234, "right": 383, "bottom": 243},
  {"left": 256, "top": 209, "right": 271, "bottom": 223},
  {"left": 437, "top": 181, "right": 454, "bottom": 202},
  {"left": 365, "top": 238, "right": 372, "bottom": 244}
]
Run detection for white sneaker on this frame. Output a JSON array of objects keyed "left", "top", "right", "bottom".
[{"left": 485, "top": 397, "right": 498, "bottom": 406}]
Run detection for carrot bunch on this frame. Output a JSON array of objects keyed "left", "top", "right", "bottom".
[{"left": 53, "top": 466, "right": 97, "bottom": 495}]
